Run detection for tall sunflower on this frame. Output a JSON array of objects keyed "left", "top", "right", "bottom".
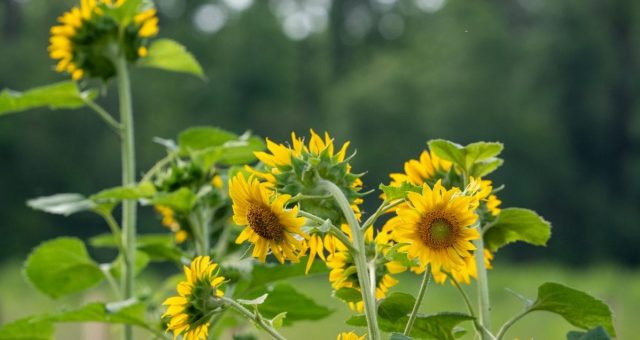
[
  {"left": 394, "top": 181, "right": 480, "bottom": 275},
  {"left": 49, "top": 0, "right": 159, "bottom": 80},
  {"left": 163, "top": 256, "right": 225, "bottom": 340},
  {"left": 230, "top": 173, "right": 306, "bottom": 263}
]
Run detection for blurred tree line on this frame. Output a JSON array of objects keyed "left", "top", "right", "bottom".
[{"left": 0, "top": 0, "right": 638, "bottom": 265}]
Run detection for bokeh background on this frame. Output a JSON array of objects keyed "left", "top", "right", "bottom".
[{"left": 1, "top": 0, "right": 639, "bottom": 338}]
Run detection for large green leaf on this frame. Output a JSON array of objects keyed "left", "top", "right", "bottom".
[
  {"left": 567, "top": 326, "right": 612, "bottom": 340},
  {"left": 0, "top": 317, "right": 53, "bottom": 340},
  {"left": 49, "top": 301, "right": 147, "bottom": 327},
  {"left": 178, "top": 126, "right": 238, "bottom": 153},
  {"left": 27, "top": 193, "right": 96, "bottom": 216},
  {"left": 530, "top": 283, "right": 615, "bottom": 336},
  {"left": 347, "top": 312, "right": 473, "bottom": 340},
  {"left": 139, "top": 39, "right": 204, "bottom": 78},
  {"left": 0, "top": 81, "right": 94, "bottom": 116},
  {"left": 200, "top": 135, "right": 265, "bottom": 166},
  {"left": 91, "top": 181, "right": 156, "bottom": 202},
  {"left": 427, "top": 139, "right": 503, "bottom": 176},
  {"left": 483, "top": 208, "right": 551, "bottom": 252},
  {"left": 248, "top": 260, "right": 329, "bottom": 289},
  {"left": 24, "top": 237, "right": 104, "bottom": 299},
  {"left": 251, "top": 283, "right": 332, "bottom": 325},
  {"left": 378, "top": 293, "right": 415, "bottom": 322},
  {"left": 334, "top": 287, "right": 363, "bottom": 303},
  {"left": 149, "top": 187, "right": 196, "bottom": 213},
  {"left": 177, "top": 127, "right": 264, "bottom": 166}
]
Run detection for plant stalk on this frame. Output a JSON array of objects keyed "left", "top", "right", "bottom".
[
  {"left": 403, "top": 264, "right": 431, "bottom": 336},
  {"left": 115, "top": 55, "right": 137, "bottom": 340},
  {"left": 473, "top": 224, "right": 492, "bottom": 339},
  {"left": 319, "top": 180, "right": 381, "bottom": 340}
]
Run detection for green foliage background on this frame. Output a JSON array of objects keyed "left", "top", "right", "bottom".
[{"left": 1, "top": 0, "right": 639, "bottom": 268}]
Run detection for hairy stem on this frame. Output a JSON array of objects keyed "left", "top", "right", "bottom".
[
  {"left": 319, "top": 180, "right": 381, "bottom": 340},
  {"left": 115, "top": 55, "right": 136, "bottom": 340},
  {"left": 221, "top": 297, "right": 287, "bottom": 340},
  {"left": 404, "top": 264, "right": 431, "bottom": 336}
]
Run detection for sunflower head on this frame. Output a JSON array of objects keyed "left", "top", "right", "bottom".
[
  {"left": 389, "top": 149, "right": 454, "bottom": 189},
  {"left": 250, "top": 130, "right": 365, "bottom": 224},
  {"left": 154, "top": 204, "right": 190, "bottom": 244},
  {"left": 394, "top": 180, "right": 480, "bottom": 275},
  {"left": 337, "top": 331, "right": 366, "bottom": 340},
  {"left": 230, "top": 173, "right": 307, "bottom": 263},
  {"left": 163, "top": 256, "right": 225, "bottom": 340},
  {"left": 49, "top": 0, "right": 159, "bottom": 80}
]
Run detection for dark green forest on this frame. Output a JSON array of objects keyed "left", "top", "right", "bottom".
[{"left": 1, "top": 0, "right": 638, "bottom": 265}]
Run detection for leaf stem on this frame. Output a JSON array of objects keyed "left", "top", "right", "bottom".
[
  {"left": 495, "top": 307, "right": 530, "bottom": 340},
  {"left": 403, "top": 264, "right": 431, "bottom": 336},
  {"left": 82, "top": 95, "right": 122, "bottom": 134},
  {"left": 115, "top": 54, "right": 137, "bottom": 340},
  {"left": 100, "top": 212, "right": 129, "bottom": 264},
  {"left": 319, "top": 179, "right": 381, "bottom": 340},
  {"left": 449, "top": 274, "right": 491, "bottom": 338},
  {"left": 221, "top": 296, "right": 287, "bottom": 340},
  {"left": 361, "top": 199, "right": 403, "bottom": 232}
]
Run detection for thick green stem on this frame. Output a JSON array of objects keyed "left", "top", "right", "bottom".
[
  {"left": 115, "top": 55, "right": 136, "bottom": 340},
  {"left": 473, "top": 224, "right": 492, "bottom": 339},
  {"left": 319, "top": 180, "right": 381, "bottom": 340},
  {"left": 403, "top": 264, "right": 431, "bottom": 336},
  {"left": 221, "top": 297, "right": 287, "bottom": 340}
]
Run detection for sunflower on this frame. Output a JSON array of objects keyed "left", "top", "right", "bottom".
[
  {"left": 163, "top": 256, "right": 225, "bottom": 340},
  {"left": 230, "top": 173, "right": 306, "bottom": 263},
  {"left": 486, "top": 194, "right": 502, "bottom": 216},
  {"left": 389, "top": 149, "right": 452, "bottom": 187},
  {"left": 155, "top": 204, "right": 188, "bottom": 244},
  {"left": 394, "top": 180, "right": 480, "bottom": 275},
  {"left": 337, "top": 331, "right": 366, "bottom": 340},
  {"left": 49, "top": 0, "right": 159, "bottom": 80}
]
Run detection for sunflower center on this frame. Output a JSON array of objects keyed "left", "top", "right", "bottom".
[
  {"left": 247, "top": 204, "right": 284, "bottom": 241},
  {"left": 420, "top": 217, "right": 456, "bottom": 249}
]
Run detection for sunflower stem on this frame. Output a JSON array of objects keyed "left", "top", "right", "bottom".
[
  {"left": 449, "top": 274, "right": 489, "bottom": 338},
  {"left": 221, "top": 296, "right": 287, "bottom": 340},
  {"left": 115, "top": 55, "right": 137, "bottom": 340},
  {"left": 319, "top": 179, "right": 381, "bottom": 340},
  {"left": 403, "top": 264, "right": 431, "bottom": 336},
  {"left": 473, "top": 223, "right": 493, "bottom": 339}
]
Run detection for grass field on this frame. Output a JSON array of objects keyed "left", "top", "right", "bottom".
[{"left": 1, "top": 260, "right": 636, "bottom": 339}]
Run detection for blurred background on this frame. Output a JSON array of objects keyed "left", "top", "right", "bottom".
[{"left": 1, "top": 0, "right": 639, "bottom": 338}]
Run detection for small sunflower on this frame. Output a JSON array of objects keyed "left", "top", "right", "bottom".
[
  {"left": 155, "top": 204, "right": 188, "bottom": 244},
  {"left": 163, "top": 256, "right": 225, "bottom": 340},
  {"left": 389, "top": 149, "right": 452, "bottom": 187},
  {"left": 49, "top": 0, "right": 159, "bottom": 80},
  {"left": 230, "top": 173, "right": 306, "bottom": 263},
  {"left": 337, "top": 331, "right": 366, "bottom": 340},
  {"left": 394, "top": 180, "right": 480, "bottom": 275},
  {"left": 486, "top": 195, "right": 502, "bottom": 216}
]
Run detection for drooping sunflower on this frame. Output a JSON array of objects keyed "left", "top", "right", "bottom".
[
  {"left": 394, "top": 180, "right": 480, "bottom": 275},
  {"left": 389, "top": 149, "right": 452, "bottom": 188},
  {"left": 163, "top": 256, "right": 225, "bottom": 340},
  {"left": 337, "top": 331, "right": 366, "bottom": 340},
  {"left": 49, "top": 0, "right": 159, "bottom": 80},
  {"left": 230, "top": 173, "right": 306, "bottom": 263}
]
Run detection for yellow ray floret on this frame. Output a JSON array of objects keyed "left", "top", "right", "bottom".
[
  {"left": 230, "top": 173, "right": 306, "bottom": 263},
  {"left": 337, "top": 331, "right": 366, "bottom": 340},
  {"left": 389, "top": 150, "right": 452, "bottom": 187}
]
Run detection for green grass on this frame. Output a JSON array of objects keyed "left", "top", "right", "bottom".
[{"left": 1, "top": 260, "right": 637, "bottom": 339}]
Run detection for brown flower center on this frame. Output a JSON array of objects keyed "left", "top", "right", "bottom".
[
  {"left": 247, "top": 204, "right": 284, "bottom": 241},
  {"left": 419, "top": 216, "right": 457, "bottom": 249}
]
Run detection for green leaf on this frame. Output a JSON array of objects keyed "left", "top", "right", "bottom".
[
  {"left": 428, "top": 139, "right": 503, "bottom": 174},
  {"left": 237, "top": 294, "right": 268, "bottom": 306},
  {"left": 91, "top": 181, "right": 156, "bottom": 202},
  {"left": 205, "top": 136, "right": 265, "bottom": 166},
  {"left": 483, "top": 208, "right": 551, "bottom": 252},
  {"left": 270, "top": 312, "right": 287, "bottom": 330},
  {"left": 149, "top": 188, "right": 196, "bottom": 213},
  {"left": 378, "top": 293, "right": 415, "bottom": 322},
  {"left": 380, "top": 182, "right": 422, "bottom": 201},
  {"left": 254, "top": 283, "right": 332, "bottom": 325},
  {"left": 410, "top": 313, "right": 475, "bottom": 340},
  {"left": 0, "top": 317, "right": 53, "bottom": 340},
  {"left": 248, "top": 260, "right": 329, "bottom": 289},
  {"left": 567, "top": 326, "right": 612, "bottom": 340},
  {"left": 24, "top": 237, "right": 104, "bottom": 299},
  {"left": 0, "top": 81, "right": 94, "bottom": 116},
  {"left": 179, "top": 126, "right": 238, "bottom": 153},
  {"left": 49, "top": 300, "right": 147, "bottom": 327},
  {"left": 390, "top": 334, "right": 413, "bottom": 340},
  {"left": 139, "top": 39, "right": 204, "bottom": 78},
  {"left": 334, "top": 287, "right": 363, "bottom": 303},
  {"left": 530, "top": 282, "right": 615, "bottom": 336},
  {"left": 27, "top": 193, "right": 96, "bottom": 216}
]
